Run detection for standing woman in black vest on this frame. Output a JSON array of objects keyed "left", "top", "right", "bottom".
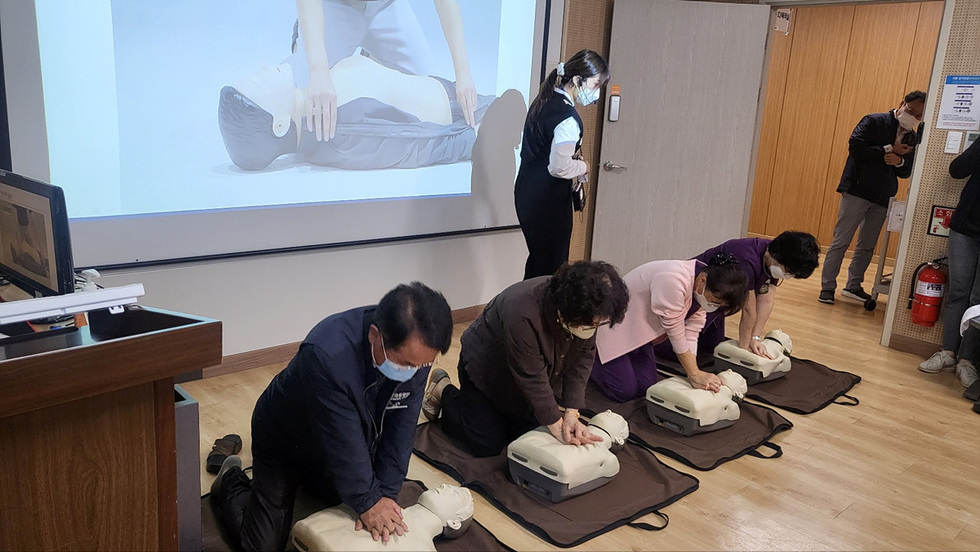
[{"left": 515, "top": 49, "right": 609, "bottom": 280}]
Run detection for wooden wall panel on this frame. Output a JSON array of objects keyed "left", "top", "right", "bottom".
[
  {"left": 0, "top": 385, "right": 159, "bottom": 551},
  {"left": 816, "top": 2, "right": 920, "bottom": 250},
  {"left": 764, "top": 5, "right": 854, "bottom": 236},
  {"left": 748, "top": 11, "right": 796, "bottom": 235},
  {"left": 564, "top": 0, "right": 614, "bottom": 262}
]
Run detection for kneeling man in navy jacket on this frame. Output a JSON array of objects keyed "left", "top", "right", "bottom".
[{"left": 210, "top": 282, "right": 453, "bottom": 552}]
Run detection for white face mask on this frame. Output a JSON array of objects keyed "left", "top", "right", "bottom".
[
  {"left": 769, "top": 264, "right": 790, "bottom": 280},
  {"left": 694, "top": 281, "right": 721, "bottom": 313},
  {"left": 558, "top": 312, "right": 600, "bottom": 339},
  {"left": 575, "top": 84, "right": 600, "bottom": 106},
  {"left": 896, "top": 108, "right": 921, "bottom": 131}
]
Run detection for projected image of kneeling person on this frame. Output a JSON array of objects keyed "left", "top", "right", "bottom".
[
  {"left": 420, "top": 261, "right": 630, "bottom": 458},
  {"left": 218, "top": 52, "right": 498, "bottom": 171},
  {"left": 591, "top": 254, "right": 749, "bottom": 402}
]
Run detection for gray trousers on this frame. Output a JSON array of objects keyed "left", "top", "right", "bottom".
[
  {"left": 821, "top": 193, "right": 888, "bottom": 292},
  {"left": 942, "top": 230, "right": 980, "bottom": 360}
]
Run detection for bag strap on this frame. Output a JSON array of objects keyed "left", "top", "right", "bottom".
[
  {"left": 834, "top": 393, "right": 860, "bottom": 406},
  {"left": 627, "top": 512, "right": 669, "bottom": 531},
  {"left": 746, "top": 440, "right": 782, "bottom": 459}
]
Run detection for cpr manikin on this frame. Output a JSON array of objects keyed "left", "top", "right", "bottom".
[
  {"left": 507, "top": 410, "right": 629, "bottom": 503},
  {"left": 713, "top": 329, "right": 793, "bottom": 384},
  {"left": 218, "top": 52, "right": 495, "bottom": 171},
  {"left": 646, "top": 369, "right": 748, "bottom": 436},
  {"left": 290, "top": 484, "right": 474, "bottom": 552}
]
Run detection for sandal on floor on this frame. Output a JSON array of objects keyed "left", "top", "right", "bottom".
[{"left": 206, "top": 434, "right": 243, "bottom": 474}]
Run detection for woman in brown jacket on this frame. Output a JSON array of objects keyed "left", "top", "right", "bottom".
[{"left": 422, "top": 261, "right": 629, "bottom": 457}]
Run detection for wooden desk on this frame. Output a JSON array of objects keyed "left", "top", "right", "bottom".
[{"left": 0, "top": 305, "right": 221, "bottom": 551}]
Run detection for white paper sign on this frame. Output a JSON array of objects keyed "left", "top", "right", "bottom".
[
  {"left": 774, "top": 9, "right": 791, "bottom": 34},
  {"left": 938, "top": 75, "right": 980, "bottom": 131}
]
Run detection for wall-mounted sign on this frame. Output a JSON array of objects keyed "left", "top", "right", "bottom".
[
  {"left": 774, "top": 9, "right": 791, "bottom": 34},
  {"left": 929, "top": 205, "right": 955, "bottom": 237},
  {"left": 938, "top": 75, "right": 980, "bottom": 131}
]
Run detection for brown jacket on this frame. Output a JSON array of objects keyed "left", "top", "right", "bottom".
[{"left": 459, "top": 277, "right": 596, "bottom": 425}]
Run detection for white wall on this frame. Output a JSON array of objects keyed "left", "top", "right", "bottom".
[{"left": 97, "top": 230, "right": 526, "bottom": 356}]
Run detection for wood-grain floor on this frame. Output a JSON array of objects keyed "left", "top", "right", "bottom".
[{"left": 182, "top": 257, "right": 980, "bottom": 551}]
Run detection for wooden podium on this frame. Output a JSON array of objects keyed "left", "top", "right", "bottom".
[{"left": 0, "top": 305, "right": 221, "bottom": 551}]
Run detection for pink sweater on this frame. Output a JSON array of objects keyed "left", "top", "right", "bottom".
[{"left": 595, "top": 259, "right": 705, "bottom": 363}]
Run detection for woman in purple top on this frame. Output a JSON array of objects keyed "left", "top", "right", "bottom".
[{"left": 656, "top": 231, "right": 819, "bottom": 360}]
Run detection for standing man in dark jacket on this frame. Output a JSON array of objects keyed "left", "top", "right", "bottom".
[
  {"left": 210, "top": 282, "right": 453, "bottom": 552},
  {"left": 919, "top": 136, "right": 980, "bottom": 391},
  {"left": 819, "top": 91, "right": 926, "bottom": 305},
  {"left": 421, "top": 261, "right": 629, "bottom": 458}
]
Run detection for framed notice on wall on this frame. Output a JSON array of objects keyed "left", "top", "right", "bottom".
[
  {"left": 938, "top": 76, "right": 980, "bottom": 131},
  {"left": 929, "top": 206, "right": 955, "bottom": 237}
]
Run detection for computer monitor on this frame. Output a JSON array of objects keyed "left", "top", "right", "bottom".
[{"left": 0, "top": 169, "right": 74, "bottom": 297}]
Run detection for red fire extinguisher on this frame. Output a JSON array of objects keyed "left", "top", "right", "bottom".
[{"left": 908, "top": 258, "right": 947, "bottom": 327}]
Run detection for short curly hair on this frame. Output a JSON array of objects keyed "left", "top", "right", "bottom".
[{"left": 546, "top": 261, "right": 629, "bottom": 327}]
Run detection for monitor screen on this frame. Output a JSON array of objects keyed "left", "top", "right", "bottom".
[{"left": 0, "top": 169, "right": 74, "bottom": 296}]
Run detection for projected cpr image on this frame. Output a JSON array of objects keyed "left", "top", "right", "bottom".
[
  {"left": 0, "top": 203, "right": 51, "bottom": 280},
  {"left": 32, "top": 0, "right": 534, "bottom": 219}
]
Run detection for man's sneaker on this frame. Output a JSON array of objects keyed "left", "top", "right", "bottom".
[
  {"left": 841, "top": 288, "right": 873, "bottom": 302},
  {"left": 956, "top": 360, "right": 979, "bottom": 388},
  {"left": 422, "top": 368, "right": 451, "bottom": 421},
  {"left": 919, "top": 350, "right": 956, "bottom": 373},
  {"left": 818, "top": 290, "right": 835, "bottom": 304}
]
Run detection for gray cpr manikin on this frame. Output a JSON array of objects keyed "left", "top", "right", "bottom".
[
  {"left": 507, "top": 411, "right": 629, "bottom": 503},
  {"left": 646, "top": 369, "right": 749, "bottom": 435},
  {"left": 713, "top": 329, "right": 794, "bottom": 384},
  {"left": 289, "top": 484, "right": 474, "bottom": 552}
]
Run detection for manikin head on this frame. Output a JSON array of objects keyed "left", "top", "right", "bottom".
[
  {"left": 233, "top": 63, "right": 297, "bottom": 138},
  {"left": 764, "top": 329, "right": 793, "bottom": 355},
  {"left": 587, "top": 411, "right": 629, "bottom": 452},
  {"left": 416, "top": 484, "right": 475, "bottom": 539},
  {"left": 716, "top": 369, "right": 748, "bottom": 400}
]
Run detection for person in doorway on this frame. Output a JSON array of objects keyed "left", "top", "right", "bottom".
[
  {"left": 515, "top": 49, "right": 609, "bottom": 280},
  {"left": 421, "top": 261, "right": 630, "bottom": 458},
  {"left": 209, "top": 282, "right": 453, "bottom": 552},
  {"left": 918, "top": 136, "right": 980, "bottom": 389},
  {"left": 590, "top": 253, "right": 749, "bottom": 402},
  {"left": 655, "top": 232, "right": 819, "bottom": 361},
  {"left": 819, "top": 91, "right": 926, "bottom": 305}
]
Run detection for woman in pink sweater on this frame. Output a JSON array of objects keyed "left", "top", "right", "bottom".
[{"left": 590, "top": 253, "right": 748, "bottom": 401}]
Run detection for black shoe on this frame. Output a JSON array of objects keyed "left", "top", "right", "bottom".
[
  {"left": 974, "top": 399, "right": 980, "bottom": 414},
  {"left": 818, "top": 290, "right": 835, "bottom": 304},
  {"left": 965, "top": 379, "right": 980, "bottom": 402},
  {"left": 211, "top": 455, "right": 242, "bottom": 499},
  {"left": 841, "top": 288, "right": 872, "bottom": 302}
]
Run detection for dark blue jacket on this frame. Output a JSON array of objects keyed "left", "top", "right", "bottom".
[
  {"left": 950, "top": 137, "right": 980, "bottom": 239},
  {"left": 250, "top": 306, "right": 427, "bottom": 515},
  {"left": 837, "top": 111, "right": 920, "bottom": 207}
]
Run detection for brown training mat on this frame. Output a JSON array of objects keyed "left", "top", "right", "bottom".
[
  {"left": 583, "top": 381, "right": 793, "bottom": 471},
  {"left": 413, "top": 421, "right": 700, "bottom": 548},
  {"left": 657, "top": 353, "right": 860, "bottom": 415},
  {"left": 201, "top": 478, "right": 513, "bottom": 552}
]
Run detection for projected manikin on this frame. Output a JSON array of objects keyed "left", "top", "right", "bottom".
[
  {"left": 219, "top": 0, "right": 504, "bottom": 171},
  {"left": 218, "top": 53, "right": 496, "bottom": 171},
  {"left": 289, "top": 484, "right": 474, "bottom": 552}
]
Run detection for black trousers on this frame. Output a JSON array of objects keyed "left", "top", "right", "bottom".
[
  {"left": 211, "top": 445, "right": 341, "bottom": 552},
  {"left": 515, "top": 180, "right": 573, "bottom": 280},
  {"left": 440, "top": 366, "right": 538, "bottom": 458}
]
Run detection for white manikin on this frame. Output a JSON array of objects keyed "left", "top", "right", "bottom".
[
  {"left": 290, "top": 484, "right": 474, "bottom": 552},
  {"left": 713, "top": 329, "right": 794, "bottom": 380},
  {"left": 507, "top": 410, "right": 629, "bottom": 491},
  {"left": 646, "top": 369, "right": 749, "bottom": 427}
]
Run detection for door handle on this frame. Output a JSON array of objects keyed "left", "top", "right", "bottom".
[{"left": 602, "top": 161, "right": 628, "bottom": 172}]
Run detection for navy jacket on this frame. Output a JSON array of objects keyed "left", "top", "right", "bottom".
[
  {"left": 837, "top": 111, "right": 920, "bottom": 207},
  {"left": 250, "top": 306, "right": 427, "bottom": 515},
  {"left": 950, "top": 137, "right": 980, "bottom": 239}
]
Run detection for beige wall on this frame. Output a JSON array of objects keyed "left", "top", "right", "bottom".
[{"left": 888, "top": 0, "right": 980, "bottom": 353}]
